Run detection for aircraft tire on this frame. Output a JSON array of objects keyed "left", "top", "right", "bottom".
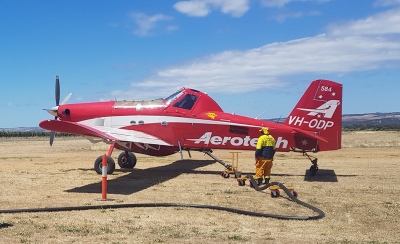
[
  {"left": 94, "top": 156, "right": 116, "bottom": 175},
  {"left": 117, "top": 152, "right": 137, "bottom": 169}
]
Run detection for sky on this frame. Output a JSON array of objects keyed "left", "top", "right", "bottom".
[{"left": 1, "top": 0, "right": 399, "bottom": 128}]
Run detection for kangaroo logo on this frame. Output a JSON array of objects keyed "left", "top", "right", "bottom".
[{"left": 297, "top": 100, "right": 340, "bottom": 119}]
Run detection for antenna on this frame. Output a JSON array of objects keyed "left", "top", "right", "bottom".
[
  {"left": 231, "top": 104, "right": 242, "bottom": 115},
  {"left": 276, "top": 115, "right": 283, "bottom": 123},
  {"left": 255, "top": 111, "right": 265, "bottom": 119},
  {"left": 231, "top": 101, "right": 248, "bottom": 115}
]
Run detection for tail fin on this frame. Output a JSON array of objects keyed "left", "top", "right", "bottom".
[{"left": 284, "top": 79, "right": 343, "bottom": 151}]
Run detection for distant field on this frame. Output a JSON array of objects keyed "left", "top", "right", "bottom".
[
  {"left": 342, "top": 130, "right": 400, "bottom": 148},
  {"left": 0, "top": 131, "right": 399, "bottom": 243}
]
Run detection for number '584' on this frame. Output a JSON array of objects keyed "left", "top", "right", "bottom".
[{"left": 321, "top": 86, "right": 332, "bottom": 92}]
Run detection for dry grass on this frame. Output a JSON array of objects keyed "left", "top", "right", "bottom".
[{"left": 0, "top": 131, "right": 399, "bottom": 243}]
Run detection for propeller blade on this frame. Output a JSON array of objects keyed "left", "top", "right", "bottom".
[
  {"left": 50, "top": 131, "right": 55, "bottom": 146},
  {"left": 51, "top": 76, "right": 60, "bottom": 146},
  {"left": 60, "top": 92, "right": 72, "bottom": 105},
  {"left": 55, "top": 75, "right": 60, "bottom": 106}
]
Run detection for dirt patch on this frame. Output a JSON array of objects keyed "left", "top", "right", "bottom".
[{"left": 0, "top": 132, "right": 399, "bottom": 243}]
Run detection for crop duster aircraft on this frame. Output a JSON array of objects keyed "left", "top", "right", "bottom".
[{"left": 40, "top": 77, "right": 342, "bottom": 176}]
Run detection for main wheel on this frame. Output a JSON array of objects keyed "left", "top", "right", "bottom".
[
  {"left": 94, "top": 156, "right": 116, "bottom": 175},
  {"left": 118, "top": 152, "right": 137, "bottom": 169}
]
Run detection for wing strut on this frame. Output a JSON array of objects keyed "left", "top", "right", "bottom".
[{"left": 178, "top": 140, "right": 183, "bottom": 160}]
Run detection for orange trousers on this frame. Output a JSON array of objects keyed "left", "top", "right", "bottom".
[{"left": 255, "top": 157, "right": 273, "bottom": 179}]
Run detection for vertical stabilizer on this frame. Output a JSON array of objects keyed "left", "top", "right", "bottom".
[{"left": 284, "top": 79, "right": 343, "bottom": 151}]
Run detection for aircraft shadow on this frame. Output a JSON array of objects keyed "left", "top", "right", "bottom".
[
  {"left": 66, "top": 159, "right": 218, "bottom": 195},
  {"left": 66, "top": 160, "right": 354, "bottom": 195},
  {"left": 271, "top": 169, "right": 356, "bottom": 182}
]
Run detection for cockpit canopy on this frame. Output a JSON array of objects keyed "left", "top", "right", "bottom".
[{"left": 165, "top": 87, "right": 223, "bottom": 113}]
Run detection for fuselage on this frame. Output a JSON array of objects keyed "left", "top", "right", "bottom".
[{"left": 52, "top": 88, "right": 301, "bottom": 156}]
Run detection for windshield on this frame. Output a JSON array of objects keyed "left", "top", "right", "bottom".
[
  {"left": 165, "top": 88, "right": 184, "bottom": 105},
  {"left": 173, "top": 94, "right": 198, "bottom": 110}
]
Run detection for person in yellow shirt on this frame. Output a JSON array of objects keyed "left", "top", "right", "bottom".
[{"left": 254, "top": 127, "right": 276, "bottom": 185}]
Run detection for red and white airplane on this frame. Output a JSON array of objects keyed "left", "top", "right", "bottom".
[{"left": 40, "top": 77, "right": 342, "bottom": 176}]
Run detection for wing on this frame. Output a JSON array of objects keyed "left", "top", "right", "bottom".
[{"left": 39, "top": 120, "right": 172, "bottom": 146}]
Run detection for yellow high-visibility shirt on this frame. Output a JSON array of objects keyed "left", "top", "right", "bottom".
[{"left": 256, "top": 134, "right": 276, "bottom": 150}]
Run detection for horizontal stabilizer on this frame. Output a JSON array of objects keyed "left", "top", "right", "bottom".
[{"left": 292, "top": 128, "right": 328, "bottom": 143}]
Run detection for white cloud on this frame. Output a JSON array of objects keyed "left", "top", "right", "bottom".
[
  {"left": 261, "top": 0, "right": 292, "bottom": 7},
  {"left": 374, "top": 0, "right": 400, "bottom": 7},
  {"left": 273, "top": 10, "right": 320, "bottom": 22},
  {"left": 131, "top": 12, "right": 172, "bottom": 36},
  {"left": 122, "top": 6, "right": 400, "bottom": 99},
  {"left": 261, "top": 0, "right": 329, "bottom": 8},
  {"left": 174, "top": 0, "right": 250, "bottom": 17},
  {"left": 131, "top": 36, "right": 399, "bottom": 95},
  {"left": 174, "top": 1, "right": 210, "bottom": 17},
  {"left": 328, "top": 7, "right": 400, "bottom": 36}
]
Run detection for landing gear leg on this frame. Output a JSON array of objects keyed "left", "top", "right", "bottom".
[
  {"left": 304, "top": 152, "right": 318, "bottom": 176},
  {"left": 107, "top": 143, "right": 115, "bottom": 157}
]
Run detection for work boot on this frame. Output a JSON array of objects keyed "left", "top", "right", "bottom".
[
  {"left": 264, "top": 177, "right": 270, "bottom": 185},
  {"left": 257, "top": 178, "right": 263, "bottom": 185}
]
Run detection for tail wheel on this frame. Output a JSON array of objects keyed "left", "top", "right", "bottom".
[
  {"left": 94, "top": 156, "right": 116, "bottom": 175},
  {"left": 310, "top": 165, "right": 319, "bottom": 176},
  {"left": 118, "top": 152, "right": 137, "bottom": 169}
]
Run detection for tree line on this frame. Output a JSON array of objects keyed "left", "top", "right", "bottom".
[
  {"left": 343, "top": 125, "right": 400, "bottom": 131},
  {"left": 0, "top": 130, "right": 77, "bottom": 138}
]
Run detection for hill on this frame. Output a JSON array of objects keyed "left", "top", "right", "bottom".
[{"left": 342, "top": 112, "right": 400, "bottom": 130}]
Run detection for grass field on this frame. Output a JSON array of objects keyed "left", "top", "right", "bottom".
[{"left": 0, "top": 131, "right": 399, "bottom": 243}]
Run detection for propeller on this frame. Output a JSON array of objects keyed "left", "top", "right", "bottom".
[
  {"left": 45, "top": 75, "right": 72, "bottom": 146},
  {"left": 55, "top": 75, "right": 60, "bottom": 107}
]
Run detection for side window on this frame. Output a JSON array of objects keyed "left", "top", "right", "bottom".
[{"left": 173, "top": 94, "right": 198, "bottom": 110}]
